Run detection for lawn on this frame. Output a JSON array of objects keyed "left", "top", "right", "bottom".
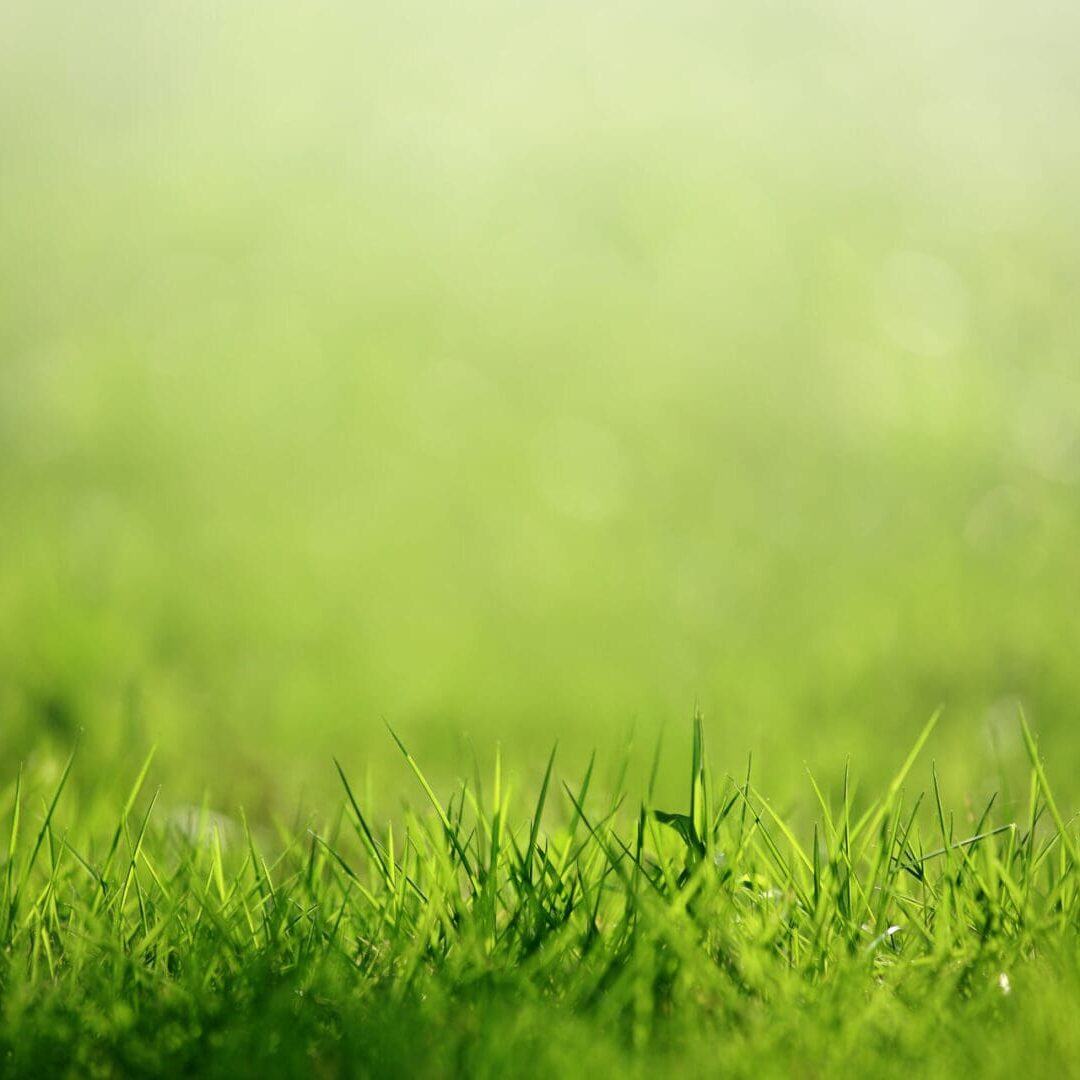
[
  {"left": 2, "top": 2, "right": 1080, "bottom": 1076},
  {"left": 4, "top": 712, "right": 1080, "bottom": 1077}
]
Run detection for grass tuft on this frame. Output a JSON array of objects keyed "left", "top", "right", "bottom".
[{"left": 1, "top": 715, "right": 1080, "bottom": 1077}]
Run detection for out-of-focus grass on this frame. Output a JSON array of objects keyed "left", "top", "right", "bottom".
[{"left": 2, "top": 2, "right": 1080, "bottom": 810}]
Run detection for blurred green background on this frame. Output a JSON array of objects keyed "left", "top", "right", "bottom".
[{"left": 2, "top": 2, "right": 1079, "bottom": 813}]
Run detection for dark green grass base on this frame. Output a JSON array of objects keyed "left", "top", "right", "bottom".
[
  {"left": 3, "top": 713, "right": 1079, "bottom": 1078},
  {"left": 6, "top": 962, "right": 1080, "bottom": 1079}
]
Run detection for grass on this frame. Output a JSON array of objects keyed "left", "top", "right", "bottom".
[
  {"left": 3, "top": 709, "right": 1080, "bottom": 1078},
  {"left": 4, "top": 7, "right": 1080, "bottom": 1076}
]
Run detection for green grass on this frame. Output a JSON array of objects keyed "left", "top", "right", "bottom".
[
  {"left": 3, "top": 710, "right": 1080, "bottom": 1078},
  {"left": 4, "top": 5, "right": 1080, "bottom": 1076}
]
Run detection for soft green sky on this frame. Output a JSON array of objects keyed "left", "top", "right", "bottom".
[{"left": 2, "top": 2, "right": 1079, "bottom": 810}]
